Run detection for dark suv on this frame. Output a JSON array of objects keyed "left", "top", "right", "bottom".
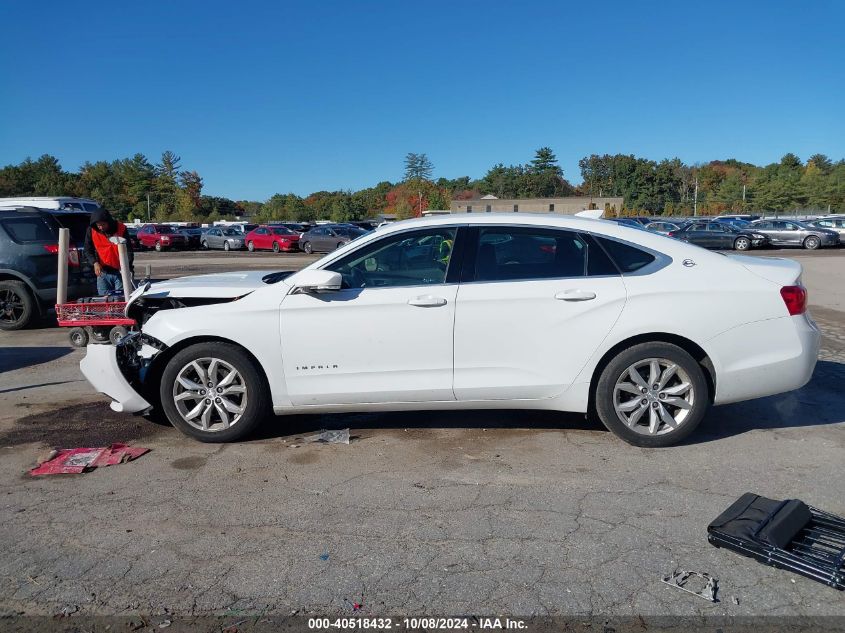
[{"left": 0, "top": 207, "right": 97, "bottom": 330}]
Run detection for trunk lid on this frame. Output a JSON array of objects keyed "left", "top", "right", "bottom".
[{"left": 727, "top": 254, "right": 802, "bottom": 286}]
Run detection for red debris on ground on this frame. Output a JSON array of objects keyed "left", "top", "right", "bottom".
[{"left": 30, "top": 443, "right": 150, "bottom": 476}]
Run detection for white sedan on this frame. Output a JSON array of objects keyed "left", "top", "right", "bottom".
[{"left": 80, "top": 214, "right": 820, "bottom": 447}]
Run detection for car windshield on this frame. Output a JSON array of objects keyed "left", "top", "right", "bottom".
[
  {"left": 222, "top": 228, "right": 240, "bottom": 236},
  {"left": 271, "top": 227, "right": 295, "bottom": 235}
]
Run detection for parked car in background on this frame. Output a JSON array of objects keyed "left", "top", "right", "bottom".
[
  {"left": 718, "top": 214, "right": 761, "bottom": 223},
  {"left": 746, "top": 219, "right": 839, "bottom": 250},
  {"left": 180, "top": 227, "right": 205, "bottom": 249},
  {"left": 346, "top": 221, "right": 378, "bottom": 232},
  {"left": 299, "top": 224, "right": 368, "bottom": 253},
  {"left": 714, "top": 217, "right": 751, "bottom": 228},
  {"left": 229, "top": 223, "right": 258, "bottom": 235},
  {"left": 604, "top": 218, "right": 648, "bottom": 230},
  {"left": 808, "top": 217, "right": 845, "bottom": 240},
  {"left": 136, "top": 224, "right": 188, "bottom": 251},
  {"left": 0, "top": 197, "right": 101, "bottom": 212},
  {"left": 125, "top": 226, "right": 142, "bottom": 250},
  {"left": 201, "top": 227, "right": 245, "bottom": 251},
  {"left": 644, "top": 221, "right": 681, "bottom": 235},
  {"left": 0, "top": 207, "right": 96, "bottom": 330},
  {"left": 668, "top": 221, "right": 768, "bottom": 251},
  {"left": 82, "top": 214, "right": 820, "bottom": 448},
  {"left": 244, "top": 226, "right": 301, "bottom": 252},
  {"left": 274, "top": 222, "right": 311, "bottom": 235}
]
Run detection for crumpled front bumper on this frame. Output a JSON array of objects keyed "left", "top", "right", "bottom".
[{"left": 80, "top": 344, "right": 152, "bottom": 413}]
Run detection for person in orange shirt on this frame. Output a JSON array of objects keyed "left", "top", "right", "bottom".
[{"left": 83, "top": 209, "right": 134, "bottom": 295}]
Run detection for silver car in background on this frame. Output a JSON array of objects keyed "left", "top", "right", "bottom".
[
  {"left": 808, "top": 216, "right": 845, "bottom": 240},
  {"left": 747, "top": 219, "right": 839, "bottom": 250},
  {"left": 201, "top": 227, "right": 246, "bottom": 251}
]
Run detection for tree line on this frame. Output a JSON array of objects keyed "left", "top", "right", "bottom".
[{"left": 1, "top": 148, "right": 842, "bottom": 223}]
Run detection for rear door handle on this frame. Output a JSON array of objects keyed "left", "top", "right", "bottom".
[
  {"left": 408, "top": 295, "right": 448, "bottom": 307},
  {"left": 555, "top": 290, "right": 596, "bottom": 302}
]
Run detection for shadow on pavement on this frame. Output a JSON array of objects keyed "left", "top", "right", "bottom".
[
  {"left": 692, "top": 360, "right": 845, "bottom": 443},
  {"left": 0, "top": 346, "right": 74, "bottom": 373}
]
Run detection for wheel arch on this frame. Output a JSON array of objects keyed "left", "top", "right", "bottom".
[
  {"left": 0, "top": 271, "right": 42, "bottom": 314},
  {"left": 587, "top": 332, "right": 716, "bottom": 413},
  {"left": 144, "top": 335, "right": 272, "bottom": 406}
]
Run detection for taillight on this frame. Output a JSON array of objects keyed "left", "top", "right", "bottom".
[
  {"left": 44, "top": 244, "right": 80, "bottom": 267},
  {"left": 780, "top": 285, "right": 807, "bottom": 316},
  {"left": 667, "top": 231, "right": 676, "bottom": 237}
]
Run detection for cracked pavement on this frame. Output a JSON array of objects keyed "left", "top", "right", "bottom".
[{"left": 1, "top": 249, "right": 844, "bottom": 618}]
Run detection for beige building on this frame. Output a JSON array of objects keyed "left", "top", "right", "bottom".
[{"left": 449, "top": 195, "right": 623, "bottom": 215}]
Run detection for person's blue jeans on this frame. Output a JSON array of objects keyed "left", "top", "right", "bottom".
[{"left": 96, "top": 271, "right": 123, "bottom": 296}]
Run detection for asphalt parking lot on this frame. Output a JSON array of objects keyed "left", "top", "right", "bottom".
[{"left": 1, "top": 247, "right": 844, "bottom": 619}]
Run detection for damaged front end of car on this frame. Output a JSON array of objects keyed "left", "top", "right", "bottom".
[{"left": 80, "top": 270, "right": 296, "bottom": 413}]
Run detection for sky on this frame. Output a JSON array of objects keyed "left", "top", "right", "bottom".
[{"left": 1, "top": 0, "right": 843, "bottom": 200}]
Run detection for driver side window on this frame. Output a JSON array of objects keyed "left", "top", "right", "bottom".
[{"left": 326, "top": 228, "right": 458, "bottom": 289}]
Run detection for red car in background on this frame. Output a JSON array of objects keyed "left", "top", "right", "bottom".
[
  {"left": 244, "top": 226, "right": 301, "bottom": 252},
  {"left": 136, "top": 224, "right": 187, "bottom": 251}
]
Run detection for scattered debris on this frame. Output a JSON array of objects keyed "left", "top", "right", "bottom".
[
  {"left": 31, "top": 443, "right": 150, "bottom": 476},
  {"left": 731, "top": 596, "right": 739, "bottom": 605},
  {"left": 708, "top": 492, "right": 845, "bottom": 590},
  {"left": 159, "top": 619, "right": 172, "bottom": 628},
  {"left": 661, "top": 569, "right": 719, "bottom": 602},
  {"left": 304, "top": 429, "right": 350, "bottom": 444},
  {"left": 319, "top": 552, "right": 330, "bottom": 561},
  {"left": 53, "top": 605, "right": 79, "bottom": 618}
]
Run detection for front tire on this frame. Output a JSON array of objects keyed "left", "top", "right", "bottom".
[
  {"left": 155, "top": 241, "right": 162, "bottom": 252},
  {"left": 224, "top": 241, "right": 231, "bottom": 252},
  {"left": 594, "top": 342, "right": 709, "bottom": 447},
  {"left": 303, "top": 241, "right": 313, "bottom": 254},
  {"left": 272, "top": 241, "right": 280, "bottom": 253},
  {"left": 734, "top": 236, "right": 751, "bottom": 251},
  {"left": 202, "top": 241, "right": 209, "bottom": 250},
  {"left": 159, "top": 342, "right": 269, "bottom": 442},
  {"left": 0, "top": 280, "right": 34, "bottom": 331},
  {"left": 803, "top": 235, "right": 821, "bottom": 250}
]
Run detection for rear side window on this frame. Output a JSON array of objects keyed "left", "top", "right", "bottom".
[
  {"left": 595, "top": 237, "right": 655, "bottom": 273},
  {"left": 473, "top": 227, "right": 617, "bottom": 281},
  {"left": 1, "top": 217, "right": 54, "bottom": 242}
]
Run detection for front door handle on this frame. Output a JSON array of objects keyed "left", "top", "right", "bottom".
[
  {"left": 555, "top": 289, "right": 596, "bottom": 302},
  {"left": 408, "top": 295, "right": 448, "bottom": 307}
]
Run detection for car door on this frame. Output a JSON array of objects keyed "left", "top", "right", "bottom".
[
  {"left": 452, "top": 226, "right": 627, "bottom": 401},
  {"left": 279, "top": 226, "right": 461, "bottom": 405},
  {"left": 686, "top": 223, "right": 710, "bottom": 247},
  {"left": 783, "top": 222, "right": 805, "bottom": 245},
  {"left": 707, "top": 223, "right": 732, "bottom": 248}
]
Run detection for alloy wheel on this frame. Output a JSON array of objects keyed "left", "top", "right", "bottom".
[
  {"left": 735, "top": 237, "right": 750, "bottom": 251},
  {"left": 172, "top": 357, "right": 248, "bottom": 432},
  {"left": 613, "top": 358, "right": 695, "bottom": 436},
  {"left": 0, "top": 288, "right": 24, "bottom": 325}
]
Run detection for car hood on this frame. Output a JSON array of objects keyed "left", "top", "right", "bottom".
[{"left": 127, "top": 270, "right": 275, "bottom": 305}]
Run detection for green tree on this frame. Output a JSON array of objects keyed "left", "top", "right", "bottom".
[{"left": 403, "top": 153, "right": 434, "bottom": 181}]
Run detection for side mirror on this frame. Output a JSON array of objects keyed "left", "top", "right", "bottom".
[{"left": 289, "top": 269, "right": 342, "bottom": 293}]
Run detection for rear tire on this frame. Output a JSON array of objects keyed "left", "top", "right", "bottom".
[
  {"left": 803, "top": 235, "right": 820, "bottom": 250},
  {"left": 734, "top": 236, "right": 751, "bottom": 251},
  {"left": 336, "top": 242, "right": 344, "bottom": 250},
  {"left": 0, "top": 280, "right": 35, "bottom": 331},
  {"left": 159, "top": 342, "right": 269, "bottom": 442},
  {"left": 303, "top": 241, "right": 313, "bottom": 254},
  {"left": 594, "top": 342, "right": 709, "bottom": 447},
  {"left": 248, "top": 241, "right": 255, "bottom": 252}
]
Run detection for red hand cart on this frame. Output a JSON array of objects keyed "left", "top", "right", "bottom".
[{"left": 55, "top": 298, "right": 136, "bottom": 347}]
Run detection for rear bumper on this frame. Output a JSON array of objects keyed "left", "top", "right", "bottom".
[
  {"left": 79, "top": 344, "right": 151, "bottom": 413},
  {"left": 708, "top": 314, "right": 820, "bottom": 405}
]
